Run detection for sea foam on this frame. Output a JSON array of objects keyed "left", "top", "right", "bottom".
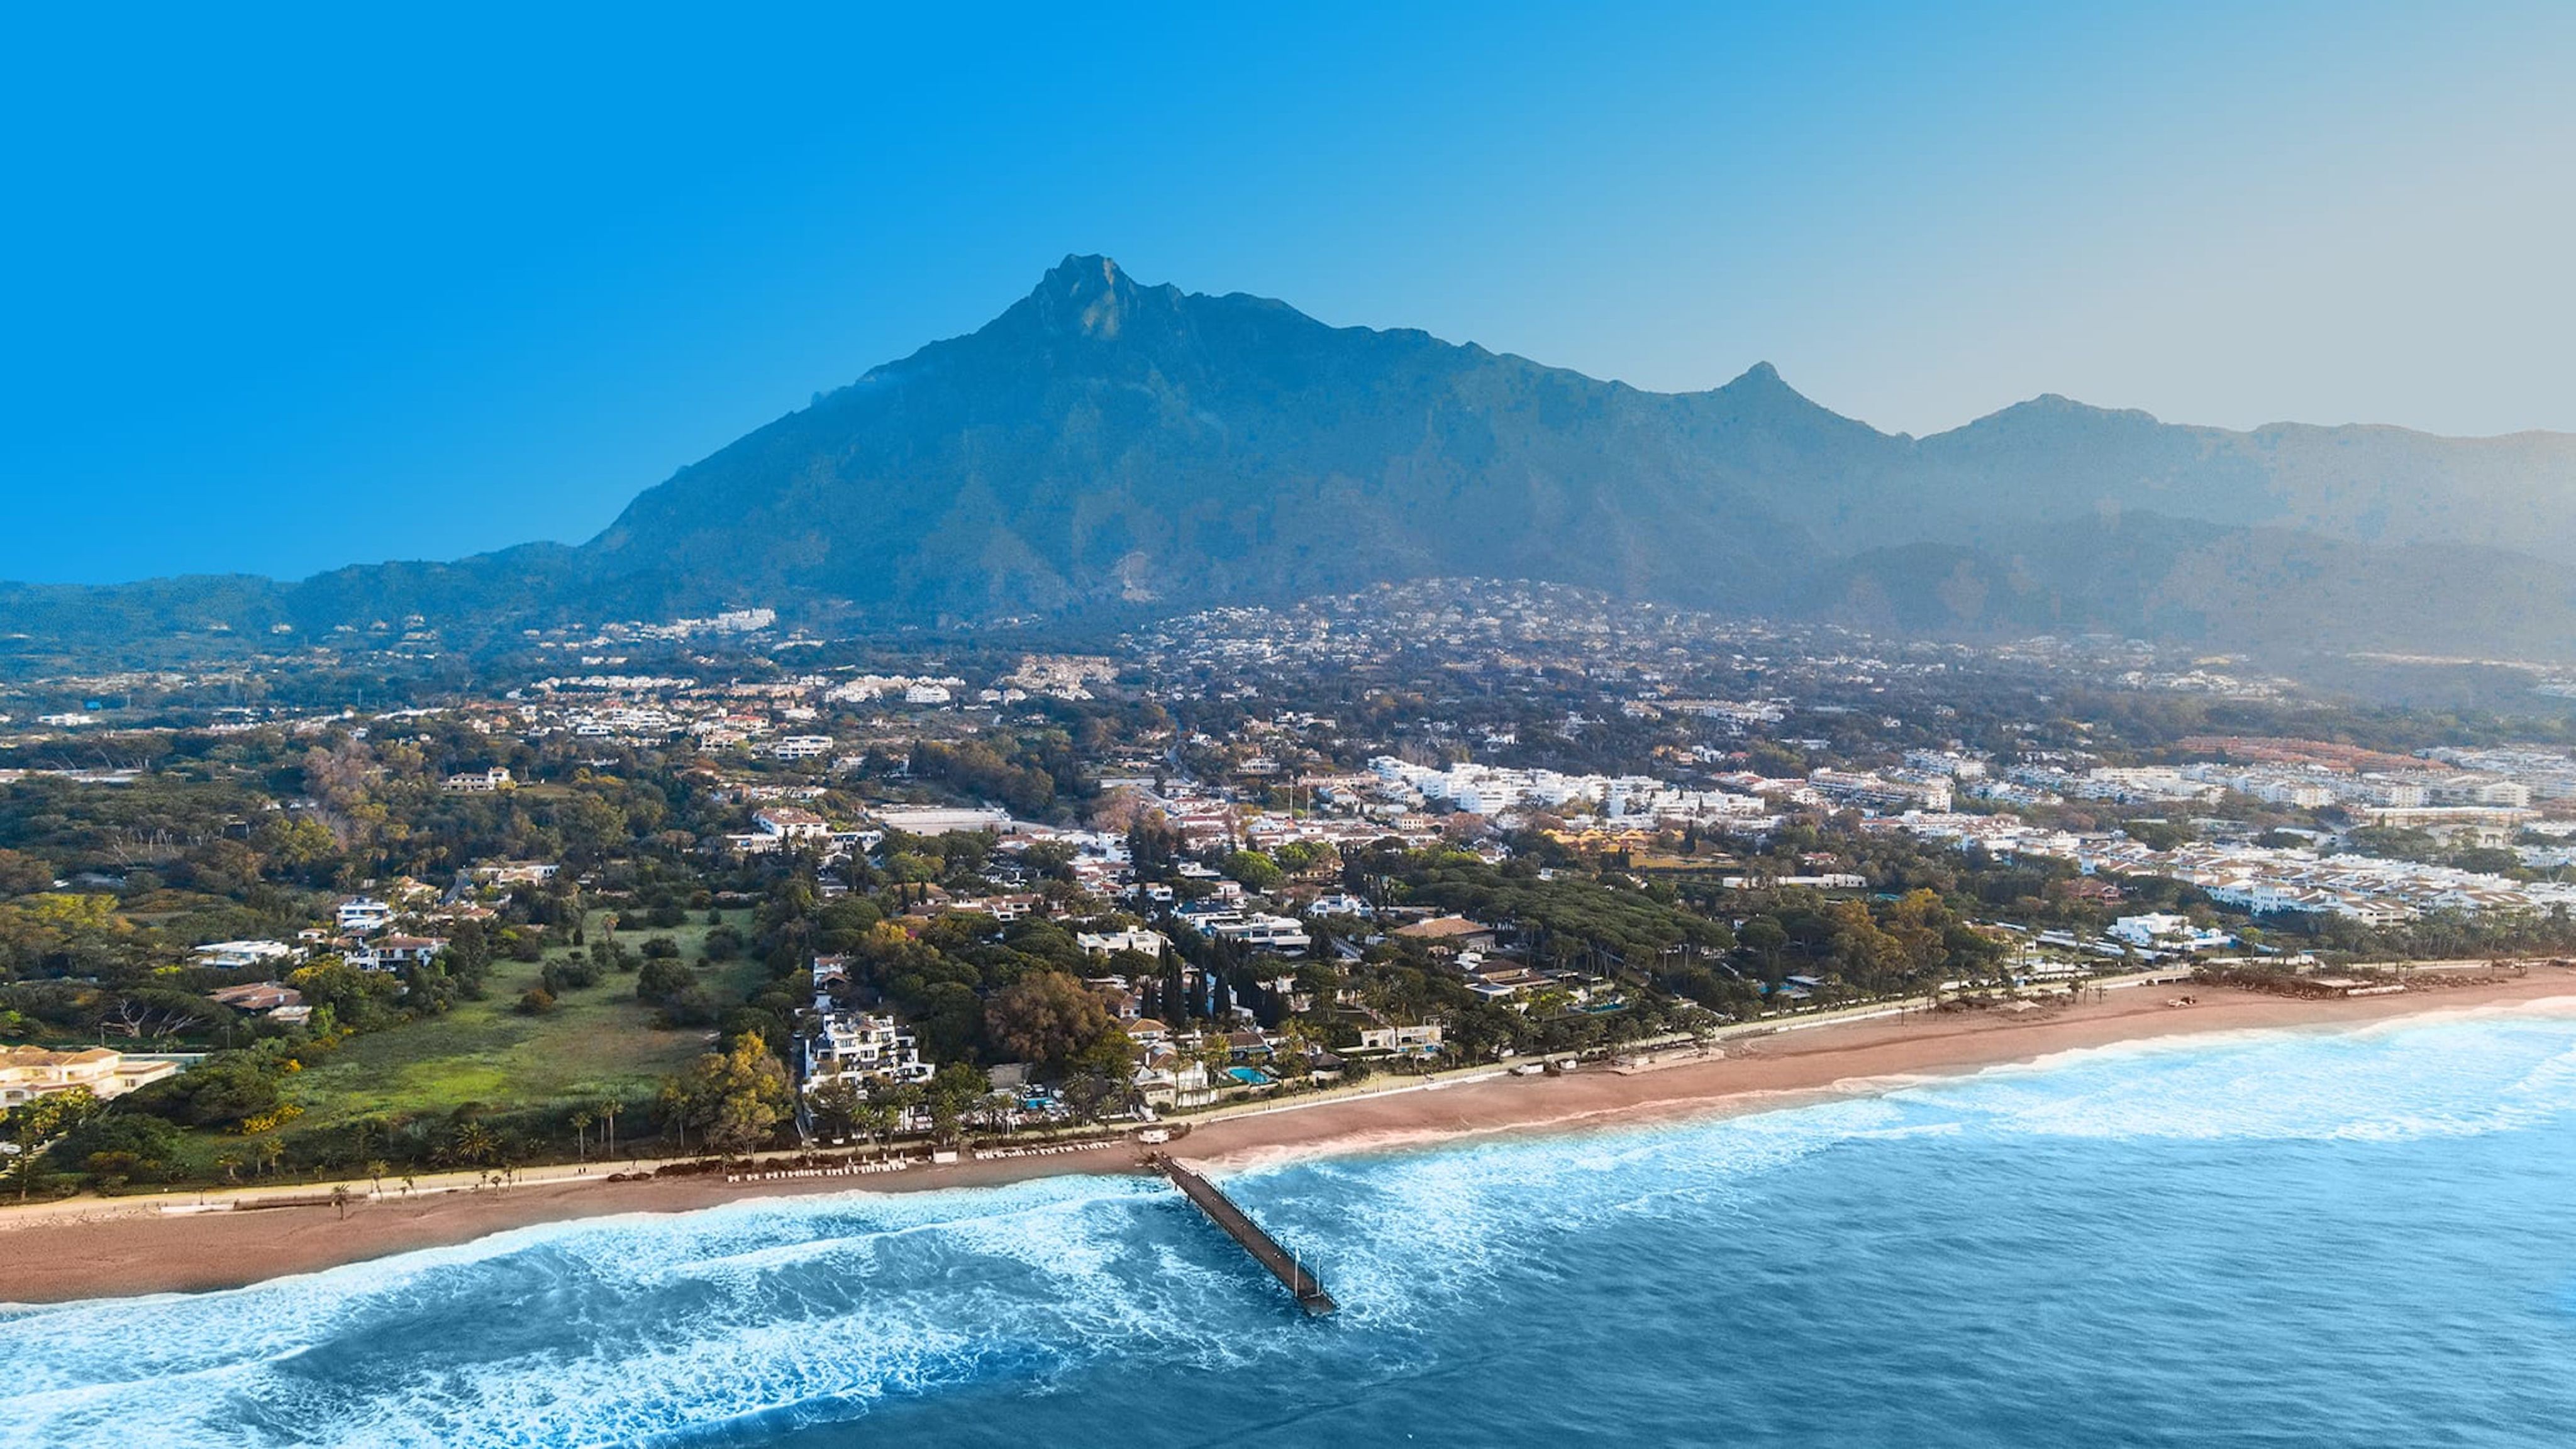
[{"left": 9, "top": 1008, "right": 2576, "bottom": 1448}]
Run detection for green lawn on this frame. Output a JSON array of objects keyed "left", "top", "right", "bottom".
[{"left": 279, "top": 911, "right": 772, "bottom": 1131}]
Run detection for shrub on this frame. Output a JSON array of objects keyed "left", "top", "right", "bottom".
[
  {"left": 516, "top": 987, "right": 557, "bottom": 1015},
  {"left": 58, "top": 1113, "right": 186, "bottom": 1184}
]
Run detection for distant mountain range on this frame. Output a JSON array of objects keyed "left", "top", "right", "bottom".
[{"left": 16, "top": 255, "right": 2576, "bottom": 659}]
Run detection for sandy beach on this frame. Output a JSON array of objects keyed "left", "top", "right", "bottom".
[{"left": 8, "top": 967, "right": 2572, "bottom": 1306}]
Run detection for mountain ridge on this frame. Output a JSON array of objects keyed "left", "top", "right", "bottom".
[{"left": 11, "top": 254, "right": 2576, "bottom": 660}]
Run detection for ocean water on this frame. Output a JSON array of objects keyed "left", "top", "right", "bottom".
[{"left": 9, "top": 1004, "right": 2576, "bottom": 1448}]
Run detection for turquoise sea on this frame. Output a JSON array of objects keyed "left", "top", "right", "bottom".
[{"left": 9, "top": 1002, "right": 2576, "bottom": 1447}]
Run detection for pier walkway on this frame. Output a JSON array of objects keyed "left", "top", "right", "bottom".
[{"left": 1150, "top": 1155, "right": 1336, "bottom": 1316}]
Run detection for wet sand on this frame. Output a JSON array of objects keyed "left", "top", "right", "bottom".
[{"left": 6, "top": 969, "right": 2571, "bottom": 1305}]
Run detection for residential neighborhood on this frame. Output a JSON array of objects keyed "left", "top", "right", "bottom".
[{"left": 6, "top": 582, "right": 2576, "bottom": 1205}]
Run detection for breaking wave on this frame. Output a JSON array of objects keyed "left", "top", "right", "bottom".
[{"left": 9, "top": 1005, "right": 2576, "bottom": 1447}]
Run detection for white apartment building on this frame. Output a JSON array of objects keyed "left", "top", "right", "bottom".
[{"left": 803, "top": 1006, "right": 933, "bottom": 1092}]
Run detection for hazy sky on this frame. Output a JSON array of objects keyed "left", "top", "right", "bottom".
[{"left": 4, "top": 2, "right": 2571, "bottom": 584}]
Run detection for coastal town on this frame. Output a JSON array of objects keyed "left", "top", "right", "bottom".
[
  {"left": 6, "top": 582, "right": 2576, "bottom": 1202},
  {"left": 13, "top": 19, "right": 2573, "bottom": 1443}
]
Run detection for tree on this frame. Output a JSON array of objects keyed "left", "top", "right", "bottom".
[
  {"left": 1223, "top": 850, "right": 1284, "bottom": 893},
  {"left": 99, "top": 990, "right": 211, "bottom": 1042},
  {"left": 1274, "top": 840, "right": 1338, "bottom": 875},
  {"left": 59, "top": 1109, "right": 185, "bottom": 1185},
  {"left": 440, "top": 923, "right": 494, "bottom": 999},
  {"left": 984, "top": 970, "right": 1115, "bottom": 1077},
  {"left": 3, "top": 1088, "right": 100, "bottom": 1201},
  {"left": 808, "top": 1080, "right": 862, "bottom": 1143},
  {"left": 1826, "top": 899, "right": 1907, "bottom": 982},
  {"left": 1126, "top": 813, "right": 1185, "bottom": 882},
  {"left": 658, "top": 984, "right": 719, "bottom": 1027},
  {"left": 0, "top": 848, "right": 55, "bottom": 897},
  {"left": 1731, "top": 913, "right": 1792, "bottom": 969},
  {"left": 659, "top": 1038, "right": 792, "bottom": 1158},
  {"left": 444, "top": 1119, "right": 501, "bottom": 1169},
  {"left": 1023, "top": 841, "right": 1079, "bottom": 880},
  {"left": 925, "top": 1063, "right": 989, "bottom": 1144},
  {"left": 857, "top": 1081, "right": 909, "bottom": 1156},
  {"left": 541, "top": 957, "right": 600, "bottom": 995},
  {"left": 1061, "top": 1070, "right": 1124, "bottom": 1124},
  {"left": 1881, "top": 889, "right": 1953, "bottom": 979},
  {"left": 170, "top": 1056, "right": 283, "bottom": 1130},
  {"left": 288, "top": 958, "right": 401, "bottom": 1031},
  {"left": 636, "top": 955, "right": 694, "bottom": 1004}
]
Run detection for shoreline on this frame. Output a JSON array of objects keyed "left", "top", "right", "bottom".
[{"left": 8, "top": 968, "right": 2573, "bottom": 1306}]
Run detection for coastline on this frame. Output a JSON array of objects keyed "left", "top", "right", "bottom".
[{"left": 8, "top": 967, "right": 2572, "bottom": 1306}]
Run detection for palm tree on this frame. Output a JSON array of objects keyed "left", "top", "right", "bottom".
[
  {"left": 855, "top": 1099, "right": 897, "bottom": 1159},
  {"left": 449, "top": 1121, "right": 499, "bottom": 1169},
  {"left": 808, "top": 1082, "right": 860, "bottom": 1145},
  {"left": 982, "top": 1088, "right": 1019, "bottom": 1138}
]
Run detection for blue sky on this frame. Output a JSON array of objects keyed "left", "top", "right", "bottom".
[{"left": 4, "top": 2, "right": 2571, "bottom": 584}]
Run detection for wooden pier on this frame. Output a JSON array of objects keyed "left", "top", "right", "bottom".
[{"left": 1150, "top": 1155, "right": 1337, "bottom": 1316}]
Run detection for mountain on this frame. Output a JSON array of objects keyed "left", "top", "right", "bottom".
[
  {"left": 582, "top": 257, "right": 1871, "bottom": 618},
  {"left": 13, "top": 255, "right": 2576, "bottom": 660},
  {"left": 1804, "top": 517, "right": 2576, "bottom": 660}
]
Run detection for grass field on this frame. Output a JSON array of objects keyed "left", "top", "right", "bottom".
[{"left": 278, "top": 911, "right": 770, "bottom": 1131}]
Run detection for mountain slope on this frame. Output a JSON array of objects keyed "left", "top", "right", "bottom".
[
  {"left": 1913, "top": 396, "right": 2576, "bottom": 559},
  {"left": 583, "top": 256, "right": 1879, "bottom": 616},
  {"left": 1804, "top": 514, "right": 2576, "bottom": 658}
]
